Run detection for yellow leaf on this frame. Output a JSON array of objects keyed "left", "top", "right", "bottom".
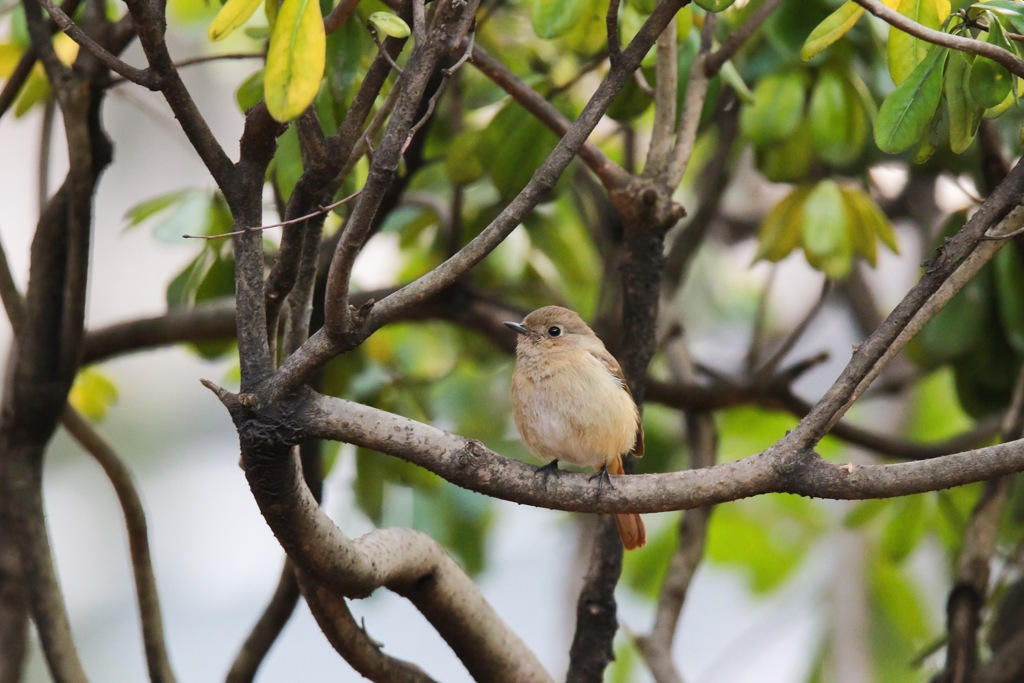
[
  {"left": 264, "top": 0, "right": 325, "bottom": 122},
  {"left": 265, "top": 0, "right": 278, "bottom": 32},
  {"left": 0, "top": 43, "right": 24, "bottom": 78},
  {"left": 53, "top": 33, "right": 79, "bottom": 65},
  {"left": 755, "top": 185, "right": 812, "bottom": 262},
  {"left": 208, "top": 0, "right": 264, "bottom": 41},
  {"left": 69, "top": 368, "right": 119, "bottom": 422},
  {"left": 887, "top": 0, "right": 950, "bottom": 85},
  {"left": 14, "top": 64, "right": 49, "bottom": 117},
  {"left": 801, "top": 2, "right": 864, "bottom": 61}
]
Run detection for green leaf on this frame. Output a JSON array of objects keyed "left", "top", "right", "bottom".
[
  {"left": 800, "top": 1, "right": 865, "bottom": 61},
  {"left": 968, "top": 20, "right": 1013, "bottom": 108},
  {"left": 918, "top": 262, "right": 991, "bottom": 364},
  {"left": 801, "top": 179, "right": 854, "bottom": 279},
  {"left": 123, "top": 189, "right": 196, "bottom": 229},
  {"left": 888, "top": 0, "right": 950, "bottom": 85},
  {"left": 756, "top": 185, "right": 812, "bottom": 261},
  {"left": 874, "top": 45, "right": 947, "bottom": 154},
  {"left": 235, "top": 69, "right": 265, "bottom": 112},
  {"left": 694, "top": 0, "right": 737, "bottom": 11},
  {"left": 719, "top": 58, "right": 754, "bottom": 103},
  {"left": 995, "top": 244, "right": 1024, "bottom": 353},
  {"left": 841, "top": 186, "right": 899, "bottom": 266},
  {"left": 479, "top": 100, "right": 560, "bottom": 198},
  {"left": 367, "top": 11, "right": 410, "bottom": 39},
  {"left": 740, "top": 69, "right": 809, "bottom": 146},
  {"left": 207, "top": 0, "right": 263, "bottom": 41},
  {"left": 809, "top": 67, "right": 868, "bottom": 166},
  {"left": 880, "top": 495, "right": 927, "bottom": 562},
  {"left": 531, "top": 0, "right": 592, "bottom": 39},
  {"left": 606, "top": 72, "right": 652, "bottom": 121},
  {"left": 871, "top": 556, "right": 932, "bottom": 642},
  {"left": 68, "top": 368, "right": 119, "bottom": 422},
  {"left": 945, "top": 50, "right": 984, "bottom": 153},
  {"left": 325, "top": 15, "right": 368, "bottom": 119},
  {"left": 264, "top": 0, "right": 325, "bottom": 122},
  {"left": 757, "top": 124, "right": 813, "bottom": 182}
]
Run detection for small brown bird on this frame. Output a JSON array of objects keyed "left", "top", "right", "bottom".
[{"left": 504, "top": 306, "right": 646, "bottom": 550}]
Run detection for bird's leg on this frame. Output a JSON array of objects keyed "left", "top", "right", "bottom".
[
  {"left": 589, "top": 464, "right": 614, "bottom": 497},
  {"left": 534, "top": 459, "right": 561, "bottom": 485}
]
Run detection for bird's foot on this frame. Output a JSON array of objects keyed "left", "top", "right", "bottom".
[
  {"left": 589, "top": 465, "right": 614, "bottom": 497},
  {"left": 534, "top": 459, "right": 561, "bottom": 485}
]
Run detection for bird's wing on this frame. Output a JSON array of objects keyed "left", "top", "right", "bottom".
[{"left": 588, "top": 348, "right": 645, "bottom": 458}]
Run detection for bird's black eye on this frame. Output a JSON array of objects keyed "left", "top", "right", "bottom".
[{"left": 547, "top": 326, "right": 562, "bottom": 337}]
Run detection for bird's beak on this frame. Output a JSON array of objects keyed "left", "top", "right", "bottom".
[{"left": 503, "top": 321, "right": 529, "bottom": 336}]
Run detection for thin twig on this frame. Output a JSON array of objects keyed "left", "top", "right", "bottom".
[
  {"left": 107, "top": 52, "right": 265, "bottom": 87},
  {"left": 705, "top": 0, "right": 784, "bottom": 75},
  {"left": 442, "top": 32, "right": 474, "bottom": 76},
  {"left": 666, "top": 13, "right": 714, "bottom": 187},
  {"left": 324, "top": 0, "right": 361, "bottom": 34},
  {"left": 183, "top": 191, "right": 361, "bottom": 239},
  {"left": 754, "top": 280, "right": 832, "bottom": 378},
  {"left": 606, "top": 0, "right": 622, "bottom": 63}
]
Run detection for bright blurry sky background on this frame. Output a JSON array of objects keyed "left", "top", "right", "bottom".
[{"left": 0, "top": 23, "right": 969, "bottom": 683}]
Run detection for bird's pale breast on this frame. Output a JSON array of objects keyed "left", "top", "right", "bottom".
[{"left": 512, "top": 346, "right": 638, "bottom": 469}]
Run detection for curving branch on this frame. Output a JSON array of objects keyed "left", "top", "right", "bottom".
[
  {"left": 205, "top": 380, "right": 553, "bottom": 682},
  {"left": 299, "top": 575, "right": 437, "bottom": 683},
  {"left": 60, "top": 409, "right": 178, "bottom": 683},
  {"left": 225, "top": 561, "right": 301, "bottom": 683}
]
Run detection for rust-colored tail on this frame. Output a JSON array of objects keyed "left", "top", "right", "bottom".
[
  {"left": 615, "top": 513, "right": 646, "bottom": 550},
  {"left": 607, "top": 454, "right": 646, "bottom": 550}
]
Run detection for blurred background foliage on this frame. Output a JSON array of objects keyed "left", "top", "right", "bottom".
[{"left": 9, "top": 0, "right": 1024, "bottom": 678}]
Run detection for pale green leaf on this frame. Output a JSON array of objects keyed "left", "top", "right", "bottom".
[
  {"left": 801, "top": 179, "right": 853, "bottom": 279},
  {"left": 531, "top": 0, "right": 592, "bottom": 39},
  {"left": 367, "top": 11, "right": 410, "bottom": 39},
  {"left": 946, "top": 51, "right": 983, "bottom": 153},
  {"left": 801, "top": 1, "right": 865, "bottom": 61}
]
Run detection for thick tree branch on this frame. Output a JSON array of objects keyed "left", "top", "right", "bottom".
[
  {"left": 206, "top": 382, "right": 553, "bottom": 682},
  {"left": 298, "top": 390, "right": 1024, "bottom": 512}
]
